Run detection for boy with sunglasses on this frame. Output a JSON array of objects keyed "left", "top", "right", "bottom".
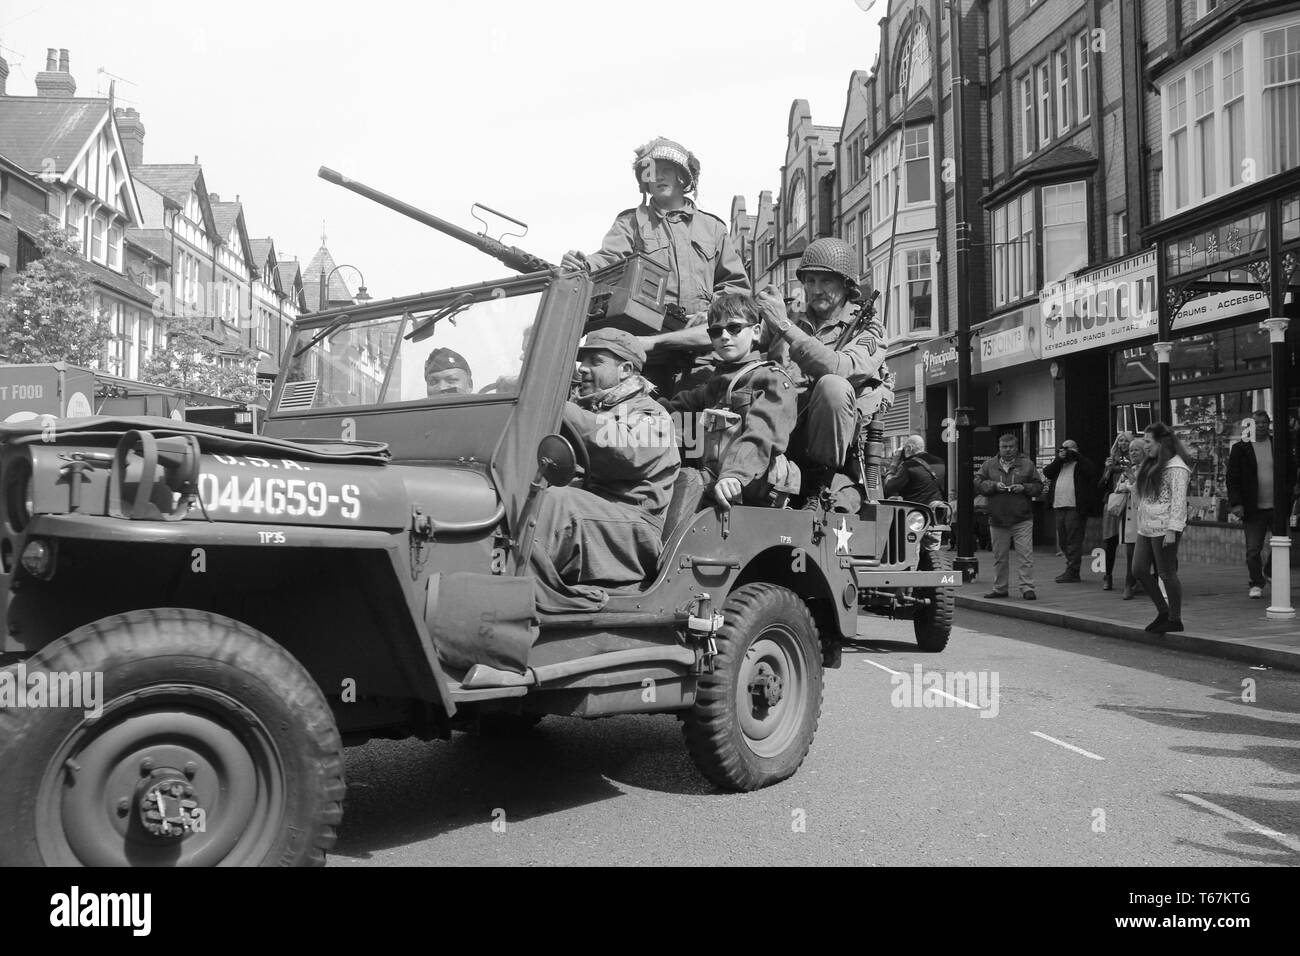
[{"left": 664, "top": 293, "right": 799, "bottom": 510}]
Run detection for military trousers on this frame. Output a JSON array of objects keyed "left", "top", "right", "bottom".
[
  {"left": 792, "top": 374, "right": 858, "bottom": 470},
  {"left": 529, "top": 486, "right": 664, "bottom": 599}
]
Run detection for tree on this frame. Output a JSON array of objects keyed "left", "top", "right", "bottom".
[
  {"left": 0, "top": 216, "right": 111, "bottom": 366},
  {"left": 142, "top": 313, "right": 263, "bottom": 403}
]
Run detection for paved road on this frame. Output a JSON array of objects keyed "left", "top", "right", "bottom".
[{"left": 331, "top": 611, "right": 1300, "bottom": 866}]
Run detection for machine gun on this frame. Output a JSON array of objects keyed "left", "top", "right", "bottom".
[{"left": 318, "top": 167, "right": 679, "bottom": 336}]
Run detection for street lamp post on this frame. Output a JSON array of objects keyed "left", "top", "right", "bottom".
[
  {"left": 947, "top": 0, "right": 978, "bottom": 583},
  {"left": 317, "top": 264, "right": 372, "bottom": 312}
]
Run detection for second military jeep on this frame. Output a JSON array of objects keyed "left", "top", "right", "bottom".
[{"left": 0, "top": 222, "right": 957, "bottom": 870}]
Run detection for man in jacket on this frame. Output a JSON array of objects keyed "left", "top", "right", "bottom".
[
  {"left": 976, "top": 434, "right": 1044, "bottom": 600},
  {"left": 529, "top": 329, "right": 680, "bottom": 611},
  {"left": 884, "top": 434, "right": 946, "bottom": 504},
  {"left": 1043, "top": 438, "right": 1097, "bottom": 583},
  {"left": 1227, "top": 409, "right": 1281, "bottom": 598}
]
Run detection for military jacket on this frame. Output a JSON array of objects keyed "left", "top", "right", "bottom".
[
  {"left": 585, "top": 200, "right": 751, "bottom": 317},
  {"left": 562, "top": 379, "right": 680, "bottom": 523}
]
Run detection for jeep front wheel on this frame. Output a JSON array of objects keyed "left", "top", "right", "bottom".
[
  {"left": 913, "top": 546, "right": 954, "bottom": 652},
  {"left": 0, "top": 610, "right": 344, "bottom": 867},
  {"left": 683, "top": 584, "right": 824, "bottom": 791}
]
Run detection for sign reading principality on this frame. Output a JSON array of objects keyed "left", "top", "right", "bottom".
[
  {"left": 919, "top": 337, "right": 961, "bottom": 385},
  {"left": 1039, "top": 249, "right": 1160, "bottom": 357}
]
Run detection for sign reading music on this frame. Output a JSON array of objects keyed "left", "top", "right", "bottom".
[
  {"left": 1039, "top": 250, "right": 1159, "bottom": 357},
  {"left": 1039, "top": 247, "right": 1271, "bottom": 358}
]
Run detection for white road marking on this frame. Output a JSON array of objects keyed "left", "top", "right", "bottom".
[
  {"left": 861, "top": 659, "right": 983, "bottom": 710},
  {"left": 1031, "top": 731, "right": 1104, "bottom": 761},
  {"left": 1176, "top": 793, "right": 1300, "bottom": 854}
]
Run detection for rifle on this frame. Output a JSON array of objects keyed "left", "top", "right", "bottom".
[{"left": 833, "top": 289, "right": 889, "bottom": 501}]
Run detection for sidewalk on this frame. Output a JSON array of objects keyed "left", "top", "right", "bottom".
[{"left": 954, "top": 545, "right": 1300, "bottom": 672}]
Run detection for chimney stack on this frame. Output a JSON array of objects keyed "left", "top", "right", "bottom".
[
  {"left": 209, "top": 192, "right": 220, "bottom": 204},
  {"left": 35, "top": 45, "right": 76, "bottom": 97},
  {"left": 115, "top": 107, "right": 146, "bottom": 167}
]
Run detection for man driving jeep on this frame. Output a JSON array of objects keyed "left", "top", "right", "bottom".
[
  {"left": 529, "top": 328, "right": 680, "bottom": 609},
  {"left": 425, "top": 347, "right": 474, "bottom": 396}
]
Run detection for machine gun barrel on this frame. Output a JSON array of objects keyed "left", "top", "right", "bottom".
[{"left": 318, "top": 166, "right": 556, "bottom": 276}]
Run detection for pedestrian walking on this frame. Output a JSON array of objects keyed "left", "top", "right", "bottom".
[
  {"left": 1131, "top": 422, "right": 1192, "bottom": 633},
  {"left": 976, "top": 434, "right": 1043, "bottom": 600},
  {"left": 1227, "top": 409, "right": 1278, "bottom": 599},
  {"left": 1098, "top": 431, "right": 1134, "bottom": 591},
  {"left": 1043, "top": 438, "right": 1097, "bottom": 583}
]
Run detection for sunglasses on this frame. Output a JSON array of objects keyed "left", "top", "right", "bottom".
[{"left": 707, "top": 322, "right": 755, "bottom": 339}]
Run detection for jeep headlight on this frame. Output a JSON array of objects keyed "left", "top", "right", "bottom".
[{"left": 906, "top": 511, "right": 927, "bottom": 534}]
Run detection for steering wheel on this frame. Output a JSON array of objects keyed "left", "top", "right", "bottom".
[{"left": 559, "top": 418, "right": 591, "bottom": 489}]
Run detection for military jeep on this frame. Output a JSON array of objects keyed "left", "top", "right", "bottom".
[{"left": 0, "top": 222, "right": 957, "bottom": 871}]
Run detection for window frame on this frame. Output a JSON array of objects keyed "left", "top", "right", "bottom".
[
  {"left": 902, "top": 124, "right": 933, "bottom": 206},
  {"left": 1056, "top": 47, "right": 1072, "bottom": 135},
  {"left": 1076, "top": 31, "right": 1092, "bottom": 121},
  {"left": 1036, "top": 60, "right": 1053, "bottom": 147},
  {"left": 1019, "top": 75, "right": 1035, "bottom": 158}
]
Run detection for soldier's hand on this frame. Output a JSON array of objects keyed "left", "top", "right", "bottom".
[
  {"left": 1230, "top": 504, "right": 1245, "bottom": 519},
  {"left": 560, "top": 250, "right": 589, "bottom": 273},
  {"left": 714, "top": 477, "right": 743, "bottom": 510},
  {"left": 754, "top": 286, "right": 788, "bottom": 334}
]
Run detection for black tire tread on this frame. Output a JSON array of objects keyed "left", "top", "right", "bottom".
[
  {"left": 914, "top": 549, "right": 955, "bottom": 652},
  {"left": 0, "top": 608, "right": 344, "bottom": 867},
  {"left": 683, "top": 583, "right": 824, "bottom": 791}
]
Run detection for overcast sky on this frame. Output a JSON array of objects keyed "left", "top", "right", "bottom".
[{"left": 1, "top": 0, "right": 882, "bottom": 299}]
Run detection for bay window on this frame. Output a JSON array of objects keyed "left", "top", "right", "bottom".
[
  {"left": 1042, "top": 181, "right": 1088, "bottom": 282},
  {"left": 906, "top": 249, "right": 933, "bottom": 333},
  {"left": 1222, "top": 43, "right": 1245, "bottom": 187},
  {"left": 1167, "top": 78, "right": 1189, "bottom": 209},
  {"left": 1263, "top": 24, "right": 1300, "bottom": 176},
  {"left": 1193, "top": 61, "right": 1216, "bottom": 199}
]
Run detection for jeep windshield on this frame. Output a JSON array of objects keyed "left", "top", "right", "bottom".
[{"left": 278, "top": 282, "right": 544, "bottom": 411}]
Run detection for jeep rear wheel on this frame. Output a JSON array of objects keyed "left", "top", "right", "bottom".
[
  {"left": 0, "top": 610, "right": 344, "bottom": 867},
  {"left": 683, "top": 584, "right": 823, "bottom": 791},
  {"left": 913, "top": 546, "right": 954, "bottom": 652}
]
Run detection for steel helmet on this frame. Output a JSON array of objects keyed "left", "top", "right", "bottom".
[
  {"left": 796, "top": 237, "right": 861, "bottom": 301},
  {"left": 633, "top": 137, "right": 700, "bottom": 194}
]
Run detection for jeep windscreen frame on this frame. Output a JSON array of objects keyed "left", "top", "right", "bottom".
[{"left": 270, "top": 273, "right": 552, "bottom": 420}]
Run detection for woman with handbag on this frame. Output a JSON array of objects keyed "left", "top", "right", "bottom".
[
  {"left": 1098, "top": 432, "right": 1134, "bottom": 590},
  {"left": 1118, "top": 436, "right": 1153, "bottom": 600}
]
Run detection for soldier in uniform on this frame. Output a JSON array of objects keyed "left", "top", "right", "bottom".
[
  {"left": 530, "top": 328, "right": 680, "bottom": 611},
  {"left": 561, "top": 137, "right": 750, "bottom": 395},
  {"left": 664, "top": 293, "right": 799, "bottom": 510},
  {"left": 425, "top": 347, "right": 474, "bottom": 396},
  {"left": 755, "top": 237, "right": 893, "bottom": 509}
]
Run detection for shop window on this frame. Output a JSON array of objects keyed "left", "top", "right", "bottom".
[
  {"left": 1171, "top": 387, "right": 1271, "bottom": 521},
  {"left": 1114, "top": 402, "right": 1155, "bottom": 437},
  {"left": 1035, "top": 419, "right": 1056, "bottom": 474}
]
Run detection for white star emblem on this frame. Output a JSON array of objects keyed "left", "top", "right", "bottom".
[{"left": 834, "top": 517, "right": 854, "bottom": 554}]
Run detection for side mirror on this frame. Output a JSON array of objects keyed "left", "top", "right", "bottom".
[{"left": 536, "top": 434, "right": 576, "bottom": 487}]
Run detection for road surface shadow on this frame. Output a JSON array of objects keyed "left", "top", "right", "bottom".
[
  {"left": 1098, "top": 703, "right": 1300, "bottom": 742},
  {"left": 1171, "top": 790, "right": 1300, "bottom": 865},
  {"left": 332, "top": 714, "right": 714, "bottom": 860}
]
